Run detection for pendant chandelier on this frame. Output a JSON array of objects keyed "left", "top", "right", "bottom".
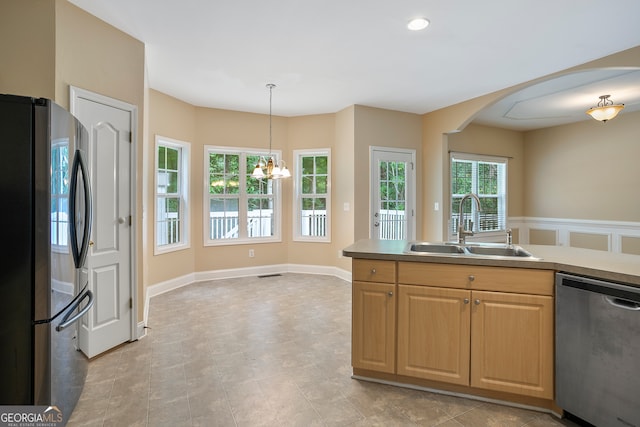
[
  {"left": 586, "top": 94, "right": 624, "bottom": 122},
  {"left": 251, "top": 84, "right": 290, "bottom": 180}
]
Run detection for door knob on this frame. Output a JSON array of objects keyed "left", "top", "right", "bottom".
[
  {"left": 118, "top": 217, "right": 126, "bottom": 224},
  {"left": 463, "top": 298, "right": 470, "bottom": 304},
  {"left": 474, "top": 299, "right": 481, "bottom": 305}
]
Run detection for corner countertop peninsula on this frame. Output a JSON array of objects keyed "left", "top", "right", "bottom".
[{"left": 343, "top": 239, "right": 640, "bottom": 287}]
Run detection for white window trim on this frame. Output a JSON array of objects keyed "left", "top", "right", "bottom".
[
  {"left": 203, "top": 145, "right": 282, "bottom": 246},
  {"left": 449, "top": 152, "right": 508, "bottom": 242},
  {"left": 154, "top": 135, "right": 190, "bottom": 255},
  {"left": 293, "top": 148, "right": 331, "bottom": 242}
]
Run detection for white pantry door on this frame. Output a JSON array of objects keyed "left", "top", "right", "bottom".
[{"left": 71, "top": 87, "right": 136, "bottom": 358}]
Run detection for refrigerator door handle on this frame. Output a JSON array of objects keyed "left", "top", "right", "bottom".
[
  {"left": 56, "top": 289, "right": 94, "bottom": 332},
  {"left": 69, "top": 149, "right": 92, "bottom": 269}
]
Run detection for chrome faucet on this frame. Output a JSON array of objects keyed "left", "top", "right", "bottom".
[{"left": 457, "top": 193, "right": 482, "bottom": 244}]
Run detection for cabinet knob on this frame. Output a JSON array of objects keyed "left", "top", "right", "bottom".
[
  {"left": 474, "top": 299, "right": 481, "bottom": 305},
  {"left": 468, "top": 275, "right": 475, "bottom": 282},
  {"left": 371, "top": 268, "right": 376, "bottom": 274},
  {"left": 388, "top": 291, "right": 394, "bottom": 297},
  {"left": 463, "top": 298, "right": 470, "bottom": 304}
]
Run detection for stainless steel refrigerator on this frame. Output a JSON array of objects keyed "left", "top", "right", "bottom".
[{"left": 0, "top": 94, "right": 94, "bottom": 424}]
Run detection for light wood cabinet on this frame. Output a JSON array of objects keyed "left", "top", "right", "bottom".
[
  {"left": 397, "top": 285, "right": 470, "bottom": 385},
  {"left": 470, "top": 290, "right": 553, "bottom": 399},
  {"left": 396, "top": 262, "right": 554, "bottom": 400},
  {"left": 352, "top": 259, "right": 396, "bottom": 373}
]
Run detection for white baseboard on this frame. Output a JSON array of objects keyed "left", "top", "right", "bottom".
[
  {"left": 137, "top": 321, "right": 146, "bottom": 340},
  {"left": 140, "top": 263, "right": 351, "bottom": 337}
]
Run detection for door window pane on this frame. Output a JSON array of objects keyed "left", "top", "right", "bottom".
[{"left": 378, "top": 161, "right": 406, "bottom": 240}]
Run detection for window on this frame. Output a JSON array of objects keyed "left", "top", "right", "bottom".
[
  {"left": 449, "top": 152, "right": 507, "bottom": 240},
  {"left": 294, "top": 149, "right": 330, "bottom": 241},
  {"left": 155, "top": 136, "right": 190, "bottom": 254},
  {"left": 205, "top": 146, "right": 281, "bottom": 245},
  {"left": 51, "top": 139, "right": 69, "bottom": 251}
]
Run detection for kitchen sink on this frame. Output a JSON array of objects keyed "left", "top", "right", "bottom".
[
  {"left": 405, "top": 242, "right": 465, "bottom": 254},
  {"left": 463, "top": 245, "right": 534, "bottom": 258},
  {"left": 405, "top": 242, "right": 539, "bottom": 259}
]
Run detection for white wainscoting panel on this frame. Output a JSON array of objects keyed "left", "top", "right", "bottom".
[{"left": 509, "top": 217, "right": 640, "bottom": 253}]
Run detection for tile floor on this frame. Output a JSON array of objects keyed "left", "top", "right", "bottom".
[{"left": 68, "top": 273, "right": 579, "bottom": 427}]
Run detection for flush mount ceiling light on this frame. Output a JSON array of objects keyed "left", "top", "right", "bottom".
[
  {"left": 407, "top": 17, "right": 430, "bottom": 31},
  {"left": 586, "top": 94, "right": 625, "bottom": 122},
  {"left": 251, "top": 83, "right": 290, "bottom": 180}
]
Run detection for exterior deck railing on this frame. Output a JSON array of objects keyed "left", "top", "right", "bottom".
[{"left": 159, "top": 210, "right": 503, "bottom": 243}]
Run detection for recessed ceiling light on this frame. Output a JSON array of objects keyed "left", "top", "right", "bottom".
[{"left": 408, "top": 17, "right": 430, "bottom": 31}]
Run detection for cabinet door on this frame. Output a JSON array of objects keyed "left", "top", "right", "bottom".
[
  {"left": 470, "top": 291, "right": 553, "bottom": 399},
  {"left": 397, "top": 285, "right": 471, "bottom": 385},
  {"left": 352, "top": 281, "right": 396, "bottom": 373}
]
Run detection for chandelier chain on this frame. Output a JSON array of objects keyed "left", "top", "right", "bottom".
[{"left": 268, "top": 83, "right": 274, "bottom": 155}]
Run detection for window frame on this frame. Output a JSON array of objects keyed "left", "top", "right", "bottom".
[
  {"left": 293, "top": 148, "right": 331, "bottom": 242},
  {"left": 203, "top": 145, "right": 282, "bottom": 246},
  {"left": 154, "top": 135, "right": 191, "bottom": 255},
  {"left": 448, "top": 152, "right": 508, "bottom": 242}
]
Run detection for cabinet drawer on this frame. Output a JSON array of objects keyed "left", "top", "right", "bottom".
[
  {"left": 398, "top": 262, "right": 553, "bottom": 295},
  {"left": 353, "top": 259, "right": 396, "bottom": 283}
]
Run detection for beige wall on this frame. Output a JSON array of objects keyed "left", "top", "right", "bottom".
[
  {"left": 144, "top": 101, "right": 422, "bottom": 285},
  {"left": 529, "top": 229, "right": 557, "bottom": 246},
  {"left": 420, "top": 45, "right": 640, "bottom": 241},
  {"left": 622, "top": 237, "right": 640, "bottom": 256},
  {"left": 146, "top": 90, "right": 197, "bottom": 285},
  {"left": 353, "top": 105, "right": 423, "bottom": 240},
  {"left": 287, "top": 114, "right": 339, "bottom": 267},
  {"left": 1, "top": 1, "right": 148, "bottom": 320},
  {"left": 192, "top": 107, "right": 292, "bottom": 272},
  {"left": 145, "top": 98, "right": 358, "bottom": 283},
  {"left": 56, "top": 1, "right": 146, "bottom": 321},
  {"left": 0, "top": 1, "right": 55, "bottom": 98},
  {"left": 5, "top": 2, "right": 639, "bottom": 318},
  {"left": 523, "top": 110, "right": 640, "bottom": 221},
  {"left": 569, "top": 232, "right": 609, "bottom": 251},
  {"left": 334, "top": 106, "right": 356, "bottom": 271},
  {"left": 54, "top": 1, "right": 145, "bottom": 111},
  {"left": 421, "top": 95, "right": 501, "bottom": 241}
]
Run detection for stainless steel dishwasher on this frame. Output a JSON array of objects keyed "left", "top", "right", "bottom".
[{"left": 556, "top": 273, "right": 640, "bottom": 427}]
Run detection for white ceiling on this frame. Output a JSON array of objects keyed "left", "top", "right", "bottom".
[
  {"left": 473, "top": 68, "right": 640, "bottom": 130},
  {"left": 68, "top": 0, "right": 640, "bottom": 129}
]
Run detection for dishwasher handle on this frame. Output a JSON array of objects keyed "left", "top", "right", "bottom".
[{"left": 605, "top": 296, "right": 640, "bottom": 311}]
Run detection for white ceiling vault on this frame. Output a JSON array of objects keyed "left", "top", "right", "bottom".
[{"left": 69, "top": 0, "right": 640, "bottom": 129}]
